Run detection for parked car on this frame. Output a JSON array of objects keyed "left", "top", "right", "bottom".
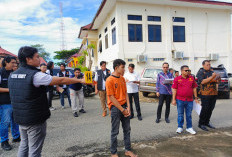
[
  {"left": 139, "top": 67, "right": 162, "bottom": 97},
  {"left": 228, "top": 73, "right": 232, "bottom": 89},
  {"left": 197, "top": 65, "right": 230, "bottom": 99}
]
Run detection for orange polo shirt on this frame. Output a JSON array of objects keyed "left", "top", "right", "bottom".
[{"left": 106, "top": 75, "right": 127, "bottom": 110}]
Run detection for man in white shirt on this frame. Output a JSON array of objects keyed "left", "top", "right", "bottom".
[
  {"left": 124, "top": 64, "right": 142, "bottom": 121},
  {"left": 95, "top": 61, "right": 111, "bottom": 117}
]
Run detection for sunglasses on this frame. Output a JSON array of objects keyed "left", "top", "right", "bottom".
[
  {"left": 163, "top": 67, "right": 169, "bottom": 69},
  {"left": 184, "top": 70, "right": 191, "bottom": 72}
]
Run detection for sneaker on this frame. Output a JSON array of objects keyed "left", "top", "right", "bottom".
[
  {"left": 138, "top": 116, "right": 142, "bottom": 121},
  {"left": 61, "top": 106, "right": 65, "bottom": 109},
  {"left": 176, "top": 127, "right": 183, "bottom": 134},
  {"left": 12, "top": 137, "right": 21, "bottom": 143},
  {"left": 49, "top": 107, "right": 56, "bottom": 111},
  {"left": 186, "top": 128, "right": 196, "bottom": 135},
  {"left": 1, "top": 140, "right": 12, "bottom": 151},
  {"left": 165, "top": 118, "right": 170, "bottom": 123},
  {"left": 156, "top": 119, "right": 160, "bottom": 123},
  {"left": 73, "top": 112, "right": 78, "bottom": 117},
  {"left": 79, "top": 109, "right": 86, "bottom": 113}
]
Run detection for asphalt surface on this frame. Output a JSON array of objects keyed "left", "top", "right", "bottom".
[{"left": 1, "top": 94, "right": 232, "bottom": 157}]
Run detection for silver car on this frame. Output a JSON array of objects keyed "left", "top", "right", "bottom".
[{"left": 139, "top": 67, "right": 162, "bottom": 97}]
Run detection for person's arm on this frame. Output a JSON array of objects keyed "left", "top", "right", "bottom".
[
  {"left": 156, "top": 74, "right": 160, "bottom": 97},
  {"left": 201, "top": 73, "right": 216, "bottom": 85},
  {"left": 49, "top": 76, "right": 84, "bottom": 86},
  {"left": 193, "top": 88, "right": 200, "bottom": 104},
  {"left": 109, "top": 95, "right": 130, "bottom": 117},
  {"left": 172, "top": 89, "right": 177, "bottom": 106},
  {"left": 126, "top": 93, "right": 131, "bottom": 116},
  {"left": 94, "top": 72, "right": 98, "bottom": 94},
  {"left": 0, "top": 88, "right": 9, "bottom": 93}
]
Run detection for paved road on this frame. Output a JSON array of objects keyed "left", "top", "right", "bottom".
[{"left": 1, "top": 95, "right": 232, "bottom": 157}]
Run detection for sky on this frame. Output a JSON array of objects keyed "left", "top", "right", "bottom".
[{"left": 0, "top": 0, "right": 231, "bottom": 60}]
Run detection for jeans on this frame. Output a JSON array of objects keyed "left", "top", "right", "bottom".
[
  {"left": 17, "top": 122, "right": 47, "bottom": 157},
  {"left": 199, "top": 95, "right": 217, "bottom": 125},
  {"left": 176, "top": 100, "right": 193, "bottom": 129},
  {"left": 0, "top": 104, "right": 20, "bottom": 143},
  {"left": 157, "top": 94, "right": 172, "bottom": 119},
  {"left": 128, "top": 92, "right": 141, "bottom": 117},
  {"left": 60, "top": 88, "right": 71, "bottom": 107},
  {"left": 110, "top": 104, "right": 131, "bottom": 154},
  {"left": 70, "top": 88, "right": 84, "bottom": 112}
]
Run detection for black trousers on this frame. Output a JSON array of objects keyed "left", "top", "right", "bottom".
[
  {"left": 199, "top": 95, "right": 217, "bottom": 125},
  {"left": 128, "top": 92, "right": 141, "bottom": 117},
  {"left": 47, "top": 87, "right": 53, "bottom": 108},
  {"left": 157, "top": 94, "right": 172, "bottom": 119}
]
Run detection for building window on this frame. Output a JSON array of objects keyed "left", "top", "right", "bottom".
[
  {"left": 112, "top": 27, "right": 116, "bottom": 45},
  {"left": 99, "top": 34, "right": 101, "bottom": 39},
  {"left": 105, "top": 35, "right": 108, "bottom": 49},
  {"left": 105, "top": 27, "right": 108, "bottom": 33},
  {"left": 173, "top": 26, "right": 185, "bottom": 42},
  {"left": 128, "top": 59, "right": 133, "bottom": 62},
  {"left": 128, "top": 15, "right": 142, "bottom": 21},
  {"left": 98, "top": 40, "right": 102, "bottom": 53},
  {"left": 194, "top": 57, "right": 198, "bottom": 60},
  {"left": 148, "top": 16, "right": 161, "bottom": 22},
  {"left": 128, "top": 24, "right": 143, "bottom": 42},
  {"left": 173, "top": 17, "right": 185, "bottom": 22},
  {"left": 148, "top": 25, "right": 161, "bottom": 42},
  {"left": 153, "top": 58, "right": 165, "bottom": 61},
  {"left": 183, "top": 57, "right": 189, "bottom": 60},
  {"left": 111, "top": 18, "right": 115, "bottom": 25}
]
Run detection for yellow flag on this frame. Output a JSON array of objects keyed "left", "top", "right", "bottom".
[{"left": 85, "top": 71, "right": 92, "bottom": 84}]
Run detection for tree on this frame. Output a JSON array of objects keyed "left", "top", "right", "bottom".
[
  {"left": 31, "top": 44, "right": 51, "bottom": 62},
  {"left": 53, "top": 48, "right": 79, "bottom": 64},
  {"left": 86, "top": 44, "right": 95, "bottom": 70}
]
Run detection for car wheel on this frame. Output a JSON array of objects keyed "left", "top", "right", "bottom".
[
  {"left": 142, "top": 92, "right": 149, "bottom": 97},
  {"left": 224, "top": 91, "right": 230, "bottom": 99}
]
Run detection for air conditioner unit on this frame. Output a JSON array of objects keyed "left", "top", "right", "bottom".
[
  {"left": 174, "top": 51, "right": 184, "bottom": 59},
  {"left": 209, "top": 53, "right": 219, "bottom": 61},
  {"left": 137, "top": 55, "right": 147, "bottom": 63}
]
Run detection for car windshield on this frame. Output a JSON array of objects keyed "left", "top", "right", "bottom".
[
  {"left": 143, "top": 69, "right": 162, "bottom": 78},
  {"left": 213, "top": 69, "right": 228, "bottom": 78}
]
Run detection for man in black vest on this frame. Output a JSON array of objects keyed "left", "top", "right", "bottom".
[
  {"left": 0, "top": 56, "right": 20, "bottom": 151},
  {"left": 57, "top": 63, "right": 72, "bottom": 109},
  {"left": 95, "top": 61, "right": 111, "bottom": 117},
  {"left": 8, "top": 46, "right": 85, "bottom": 157}
]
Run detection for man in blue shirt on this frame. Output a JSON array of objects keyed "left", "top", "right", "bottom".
[
  {"left": 69, "top": 68, "right": 85, "bottom": 117},
  {"left": 156, "top": 62, "right": 173, "bottom": 123}
]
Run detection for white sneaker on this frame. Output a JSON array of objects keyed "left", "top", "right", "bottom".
[
  {"left": 61, "top": 106, "right": 65, "bottom": 109},
  {"left": 186, "top": 128, "right": 196, "bottom": 135},
  {"left": 176, "top": 127, "right": 183, "bottom": 134},
  {"left": 49, "top": 107, "right": 56, "bottom": 111}
]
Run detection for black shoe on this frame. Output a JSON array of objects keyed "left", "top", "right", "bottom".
[
  {"left": 79, "top": 109, "right": 86, "bottom": 113},
  {"left": 73, "top": 112, "right": 79, "bottom": 117},
  {"left": 1, "top": 141, "right": 12, "bottom": 151},
  {"left": 198, "top": 125, "right": 209, "bottom": 131},
  {"left": 130, "top": 115, "right": 134, "bottom": 119},
  {"left": 156, "top": 119, "right": 160, "bottom": 123},
  {"left": 206, "top": 123, "right": 216, "bottom": 129},
  {"left": 138, "top": 116, "right": 142, "bottom": 121},
  {"left": 165, "top": 118, "right": 170, "bottom": 123},
  {"left": 12, "top": 137, "right": 21, "bottom": 143}
]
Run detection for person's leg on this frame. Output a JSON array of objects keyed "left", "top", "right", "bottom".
[
  {"left": 11, "top": 112, "right": 20, "bottom": 140},
  {"left": 185, "top": 101, "right": 193, "bottom": 129},
  {"left": 17, "top": 125, "right": 29, "bottom": 157},
  {"left": 176, "top": 100, "right": 184, "bottom": 128},
  {"left": 157, "top": 94, "right": 165, "bottom": 120},
  {"left": 110, "top": 106, "right": 121, "bottom": 155},
  {"left": 60, "top": 89, "right": 65, "bottom": 107},
  {"left": 77, "top": 88, "right": 85, "bottom": 110},
  {"left": 28, "top": 122, "right": 47, "bottom": 157},
  {"left": 133, "top": 92, "right": 141, "bottom": 118},
  {"left": 206, "top": 96, "right": 217, "bottom": 125},
  {"left": 99, "top": 91, "right": 107, "bottom": 115},
  {"left": 128, "top": 93, "right": 134, "bottom": 118},
  {"left": 165, "top": 95, "right": 172, "bottom": 120},
  {"left": 70, "top": 89, "right": 77, "bottom": 113},
  {"left": 66, "top": 88, "right": 72, "bottom": 107},
  {"left": 199, "top": 96, "right": 210, "bottom": 126},
  {"left": 48, "top": 88, "right": 54, "bottom": 108},
  {"left": 0, "top": 104, "right": 12, "bottom": 143},
  {"left": 121, "top": 111, "right": 131, "bottom": 152}
]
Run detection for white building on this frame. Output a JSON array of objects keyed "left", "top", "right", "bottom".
[{"left": 78, "top": 0, "right": 232, "bottom": 74}]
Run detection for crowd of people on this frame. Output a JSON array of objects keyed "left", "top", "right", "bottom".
[{"left": 0, "top": 46, "right": 221, "bottom": 157}]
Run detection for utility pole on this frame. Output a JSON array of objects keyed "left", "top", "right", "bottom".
[{"left": 59, "top": 2, "right": 67, "bottom": 50}]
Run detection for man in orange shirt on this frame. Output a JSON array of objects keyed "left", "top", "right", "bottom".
[{"left": 106, "top": 59, "right": 137, "bottom": 157}]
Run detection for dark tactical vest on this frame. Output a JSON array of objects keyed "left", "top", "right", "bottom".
[
  {"left": 97, "top": 68, "right": 111, "bottom": 91},
  {"left": 58, "top": 70, "right": 69, "bottom": 88},
  {"left": 8, "top": 65, "right": 50, "bottom": 125},
  {"left": 0, "top": 68, "right": 12, "bottom": 105}
]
